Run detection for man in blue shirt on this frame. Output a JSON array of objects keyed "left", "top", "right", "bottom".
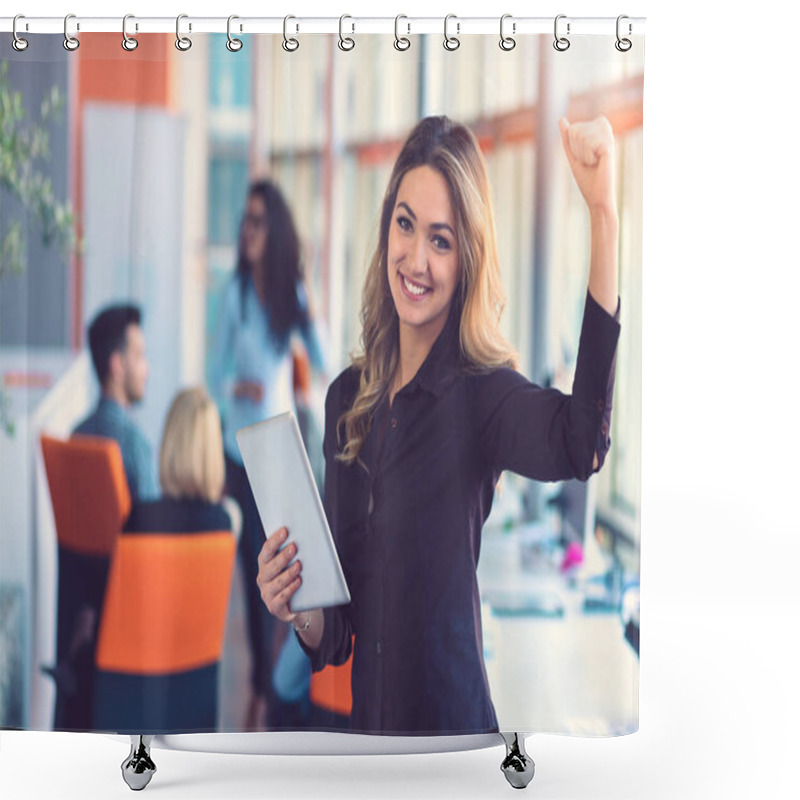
[{"left": 73, "top": 304, "right": 158, "bottom": 502}]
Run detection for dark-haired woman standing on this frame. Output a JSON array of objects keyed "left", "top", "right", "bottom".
[{"left": 210, "top": 180, "right": 325, "bottom": 729}]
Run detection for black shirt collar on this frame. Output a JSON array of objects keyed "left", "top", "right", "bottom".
[{"left": 397, "top": 306, "right": 462, "bottom": 400}]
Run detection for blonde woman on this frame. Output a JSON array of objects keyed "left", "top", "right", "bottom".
[
  {"left": 257, "top": 115, "right": 621, "bottom": 734},
  {"left": 124, "top": 387, "right": 239, "bottom": 539}
]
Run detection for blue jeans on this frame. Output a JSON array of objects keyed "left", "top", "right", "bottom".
[{"left": 272, "top": 629, "right": 311, "bottom": 703}]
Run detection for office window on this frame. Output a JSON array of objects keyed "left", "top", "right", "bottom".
[{"left": 207, "top": 153, "right": 250, "bottom": 246}]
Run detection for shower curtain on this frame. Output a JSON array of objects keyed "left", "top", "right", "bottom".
[{"left": 0, "top": 24, "right": 644, "bottom": 740}]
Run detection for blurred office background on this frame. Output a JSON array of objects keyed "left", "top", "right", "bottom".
[{"left": 0, "top": 32, "right": 643, "bottom": 734}]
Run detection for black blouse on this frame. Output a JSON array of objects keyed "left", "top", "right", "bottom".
[{"left": 298, "top": 290, "right": 621, "bottom": 735}]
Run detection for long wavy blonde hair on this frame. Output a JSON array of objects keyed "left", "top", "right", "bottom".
[{"left": 338, "top": 116, "right": 518, "bottom": 466}]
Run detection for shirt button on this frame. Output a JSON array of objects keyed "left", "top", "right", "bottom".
[
  {"left": 390, "top": 417, "right": 398, "bottom": 429},
  {"left": 376, "top": 640, "right": 382, "bottom": 655},
  {"left": 597, "top": 399, "right": 605, "bottom": 412},
  {"left": 601, "top": 422, "right": 609, "bottom": 436}
]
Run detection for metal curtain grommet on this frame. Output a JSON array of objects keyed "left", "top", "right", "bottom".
[
  {"left": 615, "top": 14, "right": 632, "bottom": 52},
  {"left": 226, "top": 15, "right": 243, "bottom": 51},
  {"left": 12, "top": 15, "right": 29, "bottom": 52},
  {"left": 122, "top": 14, "right": 138, "bottom": 51},
  {"left": 175, "top": 13, "right": 192, "bottom": 51},
  {"left": 283, "top": 15, "right": 299, "bottom": 52},
  {"left": 394, "top": 14, "right": 411, "bottom": 51},
  {"left": 443, "top": 14, "right": 460, "bottom": 51},
  {"left": 63, "top": 14, "right": 80, "bottom": 51},
  {"left": 553, "top": 14, "right": 570, "bottom": 51},
  {"left": 338, "top": 14, "right": 355, "bottom": 51},
  {"left": 499, "top": 14, "right": 515, "bottom": 51}
]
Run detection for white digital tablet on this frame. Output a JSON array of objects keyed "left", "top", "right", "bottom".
[{"left": 236, "top": 412, "right": 350, "bottom": 613}]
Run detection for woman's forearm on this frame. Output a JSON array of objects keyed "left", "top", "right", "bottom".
[
  {"left": 559, "top": 116, "right": 620, "bottom": 316},
  {"left": 296, "top": 607, "right": 325, "bottom": 651},
  {"left": 587, "top": 205, "right": 620, "bottom": 316},
  {"left": 586, "top": 205, "right": 620, "bottom": 472}
]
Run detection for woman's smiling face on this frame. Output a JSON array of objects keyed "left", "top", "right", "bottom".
[{"left": 387, "top": 165, "right": 460, "bottom": 346}]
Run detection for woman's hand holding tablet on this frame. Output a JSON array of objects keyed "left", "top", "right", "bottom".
[
  {"left": 256, "top": 526, "right": 324, "bottom": 650},
  {"left": 236, "top": 413, "right": 350, "bottom": 615}
]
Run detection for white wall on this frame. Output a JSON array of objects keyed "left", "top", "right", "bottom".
[
  {"left": 0, "top": 349, "right": 92, "bottom": 727},
  {"left": 83, "top": 104, "right": 187, "bottom": 451}
]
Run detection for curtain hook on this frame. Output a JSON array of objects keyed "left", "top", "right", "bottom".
[
  {"left": 227, "top": 15, "right": 243, "bottom": 51},
  {"left": 12, "top": 15, "right": 29, "bottom": 52},
  {"left": 175, "top": 14, "right": 192, "bottom": 51},
  {"left": 553, "top": 14, "right": 570, "bottom": 52},
  {"left": 283, "top": 15, "right": 299, "bottom": 52},
  {"left": 615, "top": 15, "right": 632, "bottom": 52},
  {"left": 443, "top": 14, "right": 460, "bottom": 51},
  {"left": 122, "top": 14, "right": 138, "bottom": 51},
  {"left": 338, "top": 14, "right": 355, "bottom": 51},
  {"left": 499, "top": 14, "right": 516, "bottom": 51},
  {"left": 63, "top": 14, "right": 80, "bottom": 51},
  {"left": 394, "top": 15, "right": 411, "bottom": 51}
]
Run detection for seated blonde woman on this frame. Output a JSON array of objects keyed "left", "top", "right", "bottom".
[{"left": 124, "top": 387, "right": 241, "bottom": 538}]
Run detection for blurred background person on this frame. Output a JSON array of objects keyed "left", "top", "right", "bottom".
[
  {"left": 209, "top": 179, "right": 325, "bottom": 729},
  {"left": 44, "top": 304, "right": 158, "bottom": 729},
  {"left": 124, "top": 386, "right": 238, "bottom": 540},
  {"left": 112, "top": 387, "right": 238, "bottom": 733},
  {"left": 73, "top": 303, "right": 158, "bottom": 503}
]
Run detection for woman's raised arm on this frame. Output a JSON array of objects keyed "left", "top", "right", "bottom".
[{"left": 559, "top": 116, "right": 619, "bottom": 317}]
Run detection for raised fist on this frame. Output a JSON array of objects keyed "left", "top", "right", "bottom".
[{"left": 559, "top": 116, "right": 616, "bottom": 214}]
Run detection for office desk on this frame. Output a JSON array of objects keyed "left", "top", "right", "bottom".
[{"left": 478, "top": 530, "right": 639, "bottom": 736}]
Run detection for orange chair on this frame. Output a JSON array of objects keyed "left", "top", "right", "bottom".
[
  {"left": 40, "top": 434, "right": 131, "bottom": 557},
  {"left": 309, "top": 637, "right": 354, "bottom": 728},
  {"left": 93, "top": 530, "right": 235, "bottom": 733},
  {"left": 39, "top": 434, "right": 131, "bottom": 730}
]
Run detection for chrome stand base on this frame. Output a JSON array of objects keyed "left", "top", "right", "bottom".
[
  {"left": 122, "top": 735, "right": 156, "bottom": 791},
  {"left": 500, "top": 733, "right": 535, "bottom": 789}
]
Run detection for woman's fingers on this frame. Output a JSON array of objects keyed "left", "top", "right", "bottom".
[
  {"left": 233, "top": 380, "right": 265, "bottom": 403},
  {"left": 559, "top": 117, "right": 578, "bottom": 171},
  {"left": 271, "top": 560, "right": 302, "bottom": 596},
  {"left": 260, "top": 567, "right": 302, "bottom": 620},
  {"left": 561, "top": 116, "right": 613, "bottom": 163},
  {"left": 273, "top": 573, "right": 302, "bottom": 612},
  {"left": 559, "top": 116, "right": 616, "bottom": 211},
  {"left": 258, "top": 562, "right": 298, "bottom": 603},
  {"left": 258, "top": 544, "right": 297, "bottom": 586},
  {"left": 258, "top": 527, "right": 288, "bottom": 566},
  {"left": 256, "top": 527, "right": 303, "bottom": 621},
  {"left": 569, "top": 121, "right": 596, "bottom": 165},
  {"left": 581, "top": 120, "right": 611, "bottom": 164}
]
